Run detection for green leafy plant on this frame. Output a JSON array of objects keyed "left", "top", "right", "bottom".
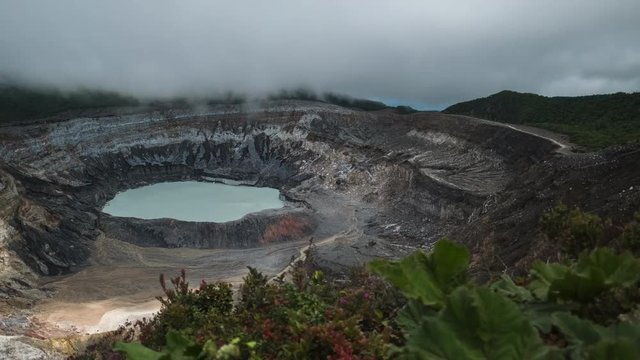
[
  {"left": 371, "top": 240, "right": 554, "bottom": 359},
  {"left": 551, "top": 312, "right": 640, "bottom": 359},
  {"left": 528, "top": 247, "right": 640, "bottom": 303},
  {"left": 368, "top": 239, "right": 469, "bottom": 307},
  {"left": 115, "top": 331, "right": 248, "bottom": 360},
  {"left": 371, "top": 239, "right": 640, "bottom": 359},
  {"left": 401, "top": 286, "right": 551, "bottom": 359}
]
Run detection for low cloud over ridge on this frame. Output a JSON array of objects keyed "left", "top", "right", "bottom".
[{"left": 1, "top": 0, "right": 639, "bottom": 107}]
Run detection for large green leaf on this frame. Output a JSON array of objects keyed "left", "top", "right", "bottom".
[
  {"left": 490, "top": 275, "right": 574, "bottom": 333},
  {"left": 396, "top": 299, "right": 436, "bottom": 334},
  {"left": 400, "top": 287, "right": 554, "bottom": 360},
  {"left": 113, "top": 342, "right": 166, "bottom": 360},
  {"left": 529, "top": 248, "right": 640, "bottom": 303},
  {"left": 551, "top": 312, "right": 640, "bottom": 359},
  {"left": 429, "top": 239, "right": 470, "bottom": 287},
  {"left": 164, "top": 331, "right": 203, "bottom": 359},
  {"left": 490, "top": 274, "right": 534, "bottom": 302},
  {"left": 114, "top": 331, "right": 205, "bottom": 360},
  {"left": 528, "top": 263, "right": 569, "bottom": 300},
  {"left": 522, "top": 302, "right": 576, "bottom": 333},
  {"left": 574, "top": 248, "right": 640, "bottom": 287},
  {"left": 588, "top": 340, "right": 637, "bottom": 360},
  {"left": 368, "top": 239, "right": 469, "bottom": 307},
  {"left": 552, "top": 312, "right": 605, "bottom": 346}
]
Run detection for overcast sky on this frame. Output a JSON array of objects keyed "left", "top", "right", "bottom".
[{"left": 1, "top": 1, "right": 639, "bottom": 109}]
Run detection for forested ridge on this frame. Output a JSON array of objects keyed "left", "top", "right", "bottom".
[{"left": 444, "top": 90, "right": 640, "bottom": 149}]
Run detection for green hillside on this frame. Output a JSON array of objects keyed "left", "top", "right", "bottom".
[
  {"left": 444, "top": 90, "right": 640, "bottom": 149},
  {"left": 0, "top": 85, "right": 140, "bottom": 123},
  {"left": 0, "top": 85, "right": 419, "bottom": 125}
]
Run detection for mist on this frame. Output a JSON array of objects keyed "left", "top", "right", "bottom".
[{"left": 1, "top": 0, "right": 639, "bottom": 108}]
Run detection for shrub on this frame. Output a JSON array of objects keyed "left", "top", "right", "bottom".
[
  {"left": 115, "top": 260, "right": 400, "bottom": 359},
  {"left": 619, "top": 212, "right": 640, "bottom": 253},
  {"left": 540, "top": 203, "right": 605, "bottom": 255},
  {"left": 137, "top": 270, "right": 237, "bottom": 348}
]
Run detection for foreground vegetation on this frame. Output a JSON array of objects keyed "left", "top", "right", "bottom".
[
  {"left": 444, "top": 90, "right": 640, "bottom": 149},
  {"left": 72, "top": 205, "right": 640, "bottom": 359}
]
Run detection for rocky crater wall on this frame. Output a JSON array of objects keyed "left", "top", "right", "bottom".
[{"left": 0, "top": 100, "right": 566, "bottom": 285}]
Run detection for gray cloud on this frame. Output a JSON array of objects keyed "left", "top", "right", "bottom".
[{"left": 1, "top": 0, "right": 639, "bottom": 108}]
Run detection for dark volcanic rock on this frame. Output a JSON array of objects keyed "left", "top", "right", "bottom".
[
  {"left": 100, "top": 209, "right": 315, "bottom": 248},
  {"left": 452, "top": 145, "right": 640, "bottom": 276}
]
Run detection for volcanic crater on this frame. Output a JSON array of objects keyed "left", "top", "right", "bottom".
[{"left": 1, "top": 100, "right": 639, "bottom": 334}]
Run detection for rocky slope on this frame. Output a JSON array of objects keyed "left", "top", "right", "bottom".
[{"left": 0, "top": 100, "right": 638, "bottom": 327}]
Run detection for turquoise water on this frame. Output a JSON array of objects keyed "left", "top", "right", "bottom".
[{"left": 102, "top": 181, "right": 283, "bottom": 222}]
